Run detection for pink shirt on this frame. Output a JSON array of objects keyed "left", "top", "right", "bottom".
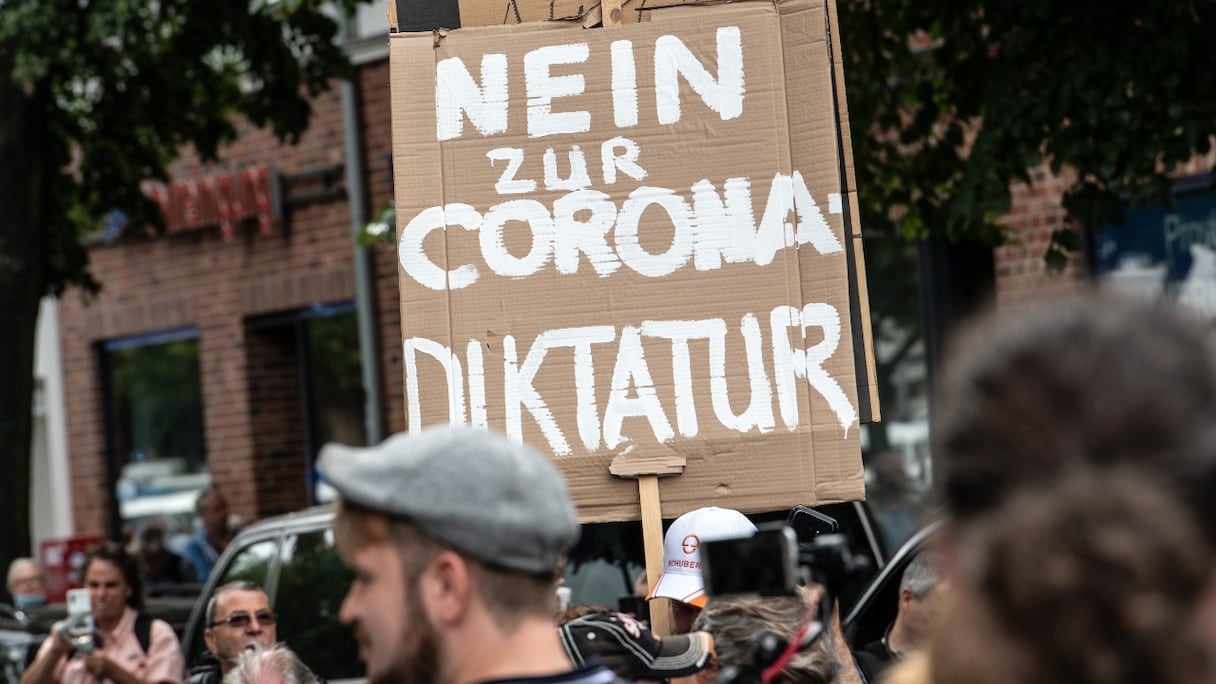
[{"left": 37, "top": 608, "right": 184, "bottom": 684}]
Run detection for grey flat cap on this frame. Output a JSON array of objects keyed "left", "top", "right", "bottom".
[{"left": 318, "top": 425, "right": 579, "bottom": 575}]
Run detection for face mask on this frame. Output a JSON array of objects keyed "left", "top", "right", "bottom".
[{"left": 14, "top": 594, "right": 47, "bottom": 610}]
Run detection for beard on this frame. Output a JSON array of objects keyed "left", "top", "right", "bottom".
[
  {"left": 218, "top": 637, "right": 265, "bottom": 671},
  {"left": 371, "top": 586, "right": 440, "bottom": 684}
]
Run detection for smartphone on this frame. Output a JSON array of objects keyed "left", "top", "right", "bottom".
[
  {"left": 66, "top": 588, "right": 91, "bottom": 619},
  {"left": 786, "top": 505, "right": 839, "bottom": 545},
  {"left": 701, "top": 524, "right": 798, "bottom": 598},
  {"left": 617, "top": 595, "right": 651, "bottom": 623},
  {"left": 64, "top": 588, "right": 95, "bottom": 652}
]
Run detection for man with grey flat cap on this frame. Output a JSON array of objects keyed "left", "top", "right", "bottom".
[{"left": 318, "top": 425, "right": 624, "bottom": 684}]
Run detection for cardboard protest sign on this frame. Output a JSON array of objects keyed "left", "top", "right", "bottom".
[{"left": 389, "top": 0, "right": 875, "bottom": 521}]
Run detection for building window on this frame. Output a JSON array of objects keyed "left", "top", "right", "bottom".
[
  {"left": 102, "top": 328, "right": 208, "bottom": 540},
  {"left": 247, "top": 303, "right": 368, "bottom": 507}
]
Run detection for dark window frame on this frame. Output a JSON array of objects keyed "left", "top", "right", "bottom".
[
  {"left": 246, "top": 302, "right": 364, "bottom": 504},
  {"left": 98, "top": 326, "right": 205, "bottom": 539}
]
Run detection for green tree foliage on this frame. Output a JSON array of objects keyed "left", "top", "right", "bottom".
[
  {"left": 0, "top": 0, "right": 364, "bottom": 579},
  {"left": 837, "top": 0, "right": 1216, "bottom": 439},
  {"left": 841, "top": 0, "right": 1216, "bottom": 255}
]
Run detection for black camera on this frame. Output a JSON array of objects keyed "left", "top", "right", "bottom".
[
  {"left": 701, "top": 524, "right": 800, "bottom": 599},
  {"left": 700, "top": 507, "right": 870, "bottom": 600},
  {"left": 699, "top": 507, "right": 873, "bottom": 684}
]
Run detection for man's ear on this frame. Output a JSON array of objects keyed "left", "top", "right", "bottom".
[
  {"left": 203, "top": 628, "right": 216, "bottom": 656},
  {"left": 422, "top": 550, "right": 473, "bottom": 626}
]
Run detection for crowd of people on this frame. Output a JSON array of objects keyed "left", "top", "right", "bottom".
[
  {"left": 5, "top": 485, "right": 241, "bottom": 608},
  {"left": 6, "top": 290, "right": 1216, "bottom": 684}
]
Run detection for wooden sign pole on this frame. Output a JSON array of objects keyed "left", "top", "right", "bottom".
[
  {"left": 637, "top": 473, "right": 667, "bottom": 632},
  {"left": 610, "top": 448, "right": 685, "bottom": 635}
]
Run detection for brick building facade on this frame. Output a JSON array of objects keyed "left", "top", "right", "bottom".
[
  {"left": 57, "top": 57, "right": 406, "bottom": 537},
  {"left": 993, "top": 149, "right": 1216, "bottom": 305},
  {"left": 995, "top": 169, "right": 1087, "bottom": 304}
]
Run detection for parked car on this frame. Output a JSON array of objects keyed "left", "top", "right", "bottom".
[
  {"left": 179, "top": 505, "right": 360, "bottom": 682},
  {"left": 842, "top": 518, "right": 944, "bottom": 649}
]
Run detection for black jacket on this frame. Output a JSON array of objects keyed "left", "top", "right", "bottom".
[{"left": 184, "top": 651, "right": 222, "bottom": 684}]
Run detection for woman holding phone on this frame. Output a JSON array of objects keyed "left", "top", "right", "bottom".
[{"left": 20, "top": 541, "right": 184, "bottom": 684}]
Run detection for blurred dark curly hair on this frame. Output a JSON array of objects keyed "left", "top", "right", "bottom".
[
  {"left": 934, "top": 293, "right": 1216, "bottom": 545},
  {"left": 931, "top": 469, "right": 1215, "bottom": 684}
]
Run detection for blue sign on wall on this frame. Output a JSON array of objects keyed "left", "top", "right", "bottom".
[{"left": 1092, "top": 180, "right": 1216, "bottom": 315}]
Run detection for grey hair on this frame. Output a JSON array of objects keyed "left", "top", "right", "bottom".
[
  {"left": 222, "top": 643, "right": 316, "bottom": 684},
  {"left": 206, "top": 580, "right": 267, "bottom": 627},
  {"left": 693, "top": 595, "right": 838, "bottom": 684},
  {"left": 6, "top": 558, "right": 42, "bottom": 593},
  {"left": 899, "top": 552, "right": 941, "bottom": 598}
]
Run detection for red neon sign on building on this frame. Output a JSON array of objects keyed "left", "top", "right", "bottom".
[{"left": 140, "top": 163, "right": 279, "bottom": 239}]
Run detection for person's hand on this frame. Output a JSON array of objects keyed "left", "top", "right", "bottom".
[
  {"left": 83, "top": 650, "right": 110, "bottom": 679},
  {"left": 48, "top": 621, "right": 76, "bottom": 657}
]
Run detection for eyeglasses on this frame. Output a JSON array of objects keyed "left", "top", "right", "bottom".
[{"left": 209, "top": 610, "right": 276, "bottom": 629}]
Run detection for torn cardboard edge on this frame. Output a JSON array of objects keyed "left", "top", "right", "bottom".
[
  {"left": 390, "top": 0, "right": 594, "bottom": 31},
  {"left": 609, "top": 446, "right": 687, "bottom": 477},
  {"left": 574, "top": 0, "right": 780, "bottom": 28},
  {"left": 390, "top": 0, "right": 791, "bottom": 32}
]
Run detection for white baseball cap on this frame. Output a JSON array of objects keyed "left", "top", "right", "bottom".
[{"left": 646, "top": 506, "right": 757, "bottom": 608}]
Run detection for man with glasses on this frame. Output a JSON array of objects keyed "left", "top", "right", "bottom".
[{"left": 185, "top": 581, "right": 276, "bottom": 684}]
